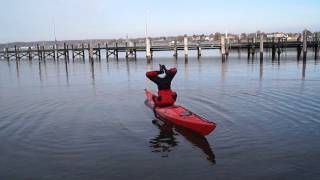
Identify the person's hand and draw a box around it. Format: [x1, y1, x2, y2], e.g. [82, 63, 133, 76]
[161, 65, 167, 72]
[159, 64, 164, 74]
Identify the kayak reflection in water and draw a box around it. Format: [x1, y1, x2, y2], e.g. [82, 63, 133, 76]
[150, 119, 216, 164]
[146, 64, 177, 117]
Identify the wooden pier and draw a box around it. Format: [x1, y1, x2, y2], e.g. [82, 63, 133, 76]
[1, 33, 319, 62]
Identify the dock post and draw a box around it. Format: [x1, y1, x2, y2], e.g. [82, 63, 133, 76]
[63, 43, 67, 61]
[260, 34, 264, 60]
[42, 46, 46, 61]
[89, 43, 93, 63]
[271, 37, 276, 60]
[277, 38, 281, 59]
[134, 42, 137, 60]
[66, 44, 70, 62]
[115, 42, 119, 60]
[221, 36, 226, 61]
[173, 40, 178, 58]
[14, 45, 19, 61]
[71, 45, 75, 62]
[82, 44, 85, 62]
[184, 34, 188, 60]
[247, 38, 251, 59]
[5, 48, 9, 61]
[105, 43, 109, 61]
[197, 43, 202, 58]
[315, 33, 318, 59]
[125, 42, 129, 59]
[297, 34, 302, 60]
[28, 47, 32, 61]
[251, 37, 255, 57]
[226, 37, 230, 57]
[37, 44, 41, 60]
[303, 30, 307, 61]
[53, 45, 56, 61]
[98, 43, 101, 61]
[146, 37, 152, 60]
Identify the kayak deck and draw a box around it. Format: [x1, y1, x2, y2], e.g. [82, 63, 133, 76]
[145, 89, 216, 136]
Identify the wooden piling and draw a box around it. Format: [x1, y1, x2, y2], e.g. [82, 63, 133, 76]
[66, 44, 70, 62]
[303, 30, 307, 61]
[251, 37, 255, 57]
[134, 42, 137, 60]
[146, 37, 151, 60]
[14, 45, 19, 61]
[173, 40, 178, 58]
[260, 34, 264, 60]
[71, 44, 75, 62]
[82, 44, 85, 61]
[63, 43, 67, 60]
[5, 48, 9, 61]
[42, 46, 46, 61]
[53, 45, 56, 61]
[88, 43, 93, 62]
[221, 36, 226, 61]
[315, 33, 318, 59]
[115, 42, 119, 60]
[184, 34, 188, 59]
[125, 42, 129, 59]
[247, 38, 251, 59]
[197, 43, 202, 58]
[277, 38, 281, 59]
[28, 47, 32, 61]
[271, 37, 276, 60]
[98, 43, 101, 61]
[106, 43, 109, 61]
[225, 37, 230, 56]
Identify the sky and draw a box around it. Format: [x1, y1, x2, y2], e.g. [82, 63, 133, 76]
[0, 0, 320, 43]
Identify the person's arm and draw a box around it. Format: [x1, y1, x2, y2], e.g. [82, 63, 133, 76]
[146, 70, 161, 84]
[164, 66, 177, 80]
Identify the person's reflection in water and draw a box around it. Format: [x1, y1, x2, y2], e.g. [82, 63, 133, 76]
[149, 120, 178, 157]
[150, 119, 216, 164]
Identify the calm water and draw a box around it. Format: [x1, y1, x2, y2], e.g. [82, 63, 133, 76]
[1, 50, 320, 180]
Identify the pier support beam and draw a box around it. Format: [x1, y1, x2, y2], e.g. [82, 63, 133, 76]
[260, 34, 264, 61]
[98, 43, 101, 61]
[82, 44, 85, 62]
[271, 37, 276, 60]
[71, 45, 75, 62]
[106, 43, 109, 61]
[247, 38, 250, 59]
[28, 47, 32, 61]
[251, 37, 256, 58]
[303, 30, 307, 61]
[89, 43, 93, 63]
[184, 34, 188, 60]
[315, 33, 319, 59]
[197, 43, 202, 58]
[221, 36, 226, 61]
[173, 40, 178, 58]
[146, 37, 152, 60]
[277, 38, 281, 60]
[5, 48, 9, 61]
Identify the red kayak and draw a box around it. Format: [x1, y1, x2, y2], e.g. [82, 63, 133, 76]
[145, 89, 216, 136]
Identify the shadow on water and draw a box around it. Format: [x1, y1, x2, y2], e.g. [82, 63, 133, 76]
[149, 119, 216, 164]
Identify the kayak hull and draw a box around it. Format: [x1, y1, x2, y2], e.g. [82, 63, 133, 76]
[145, 89, 216, 136]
